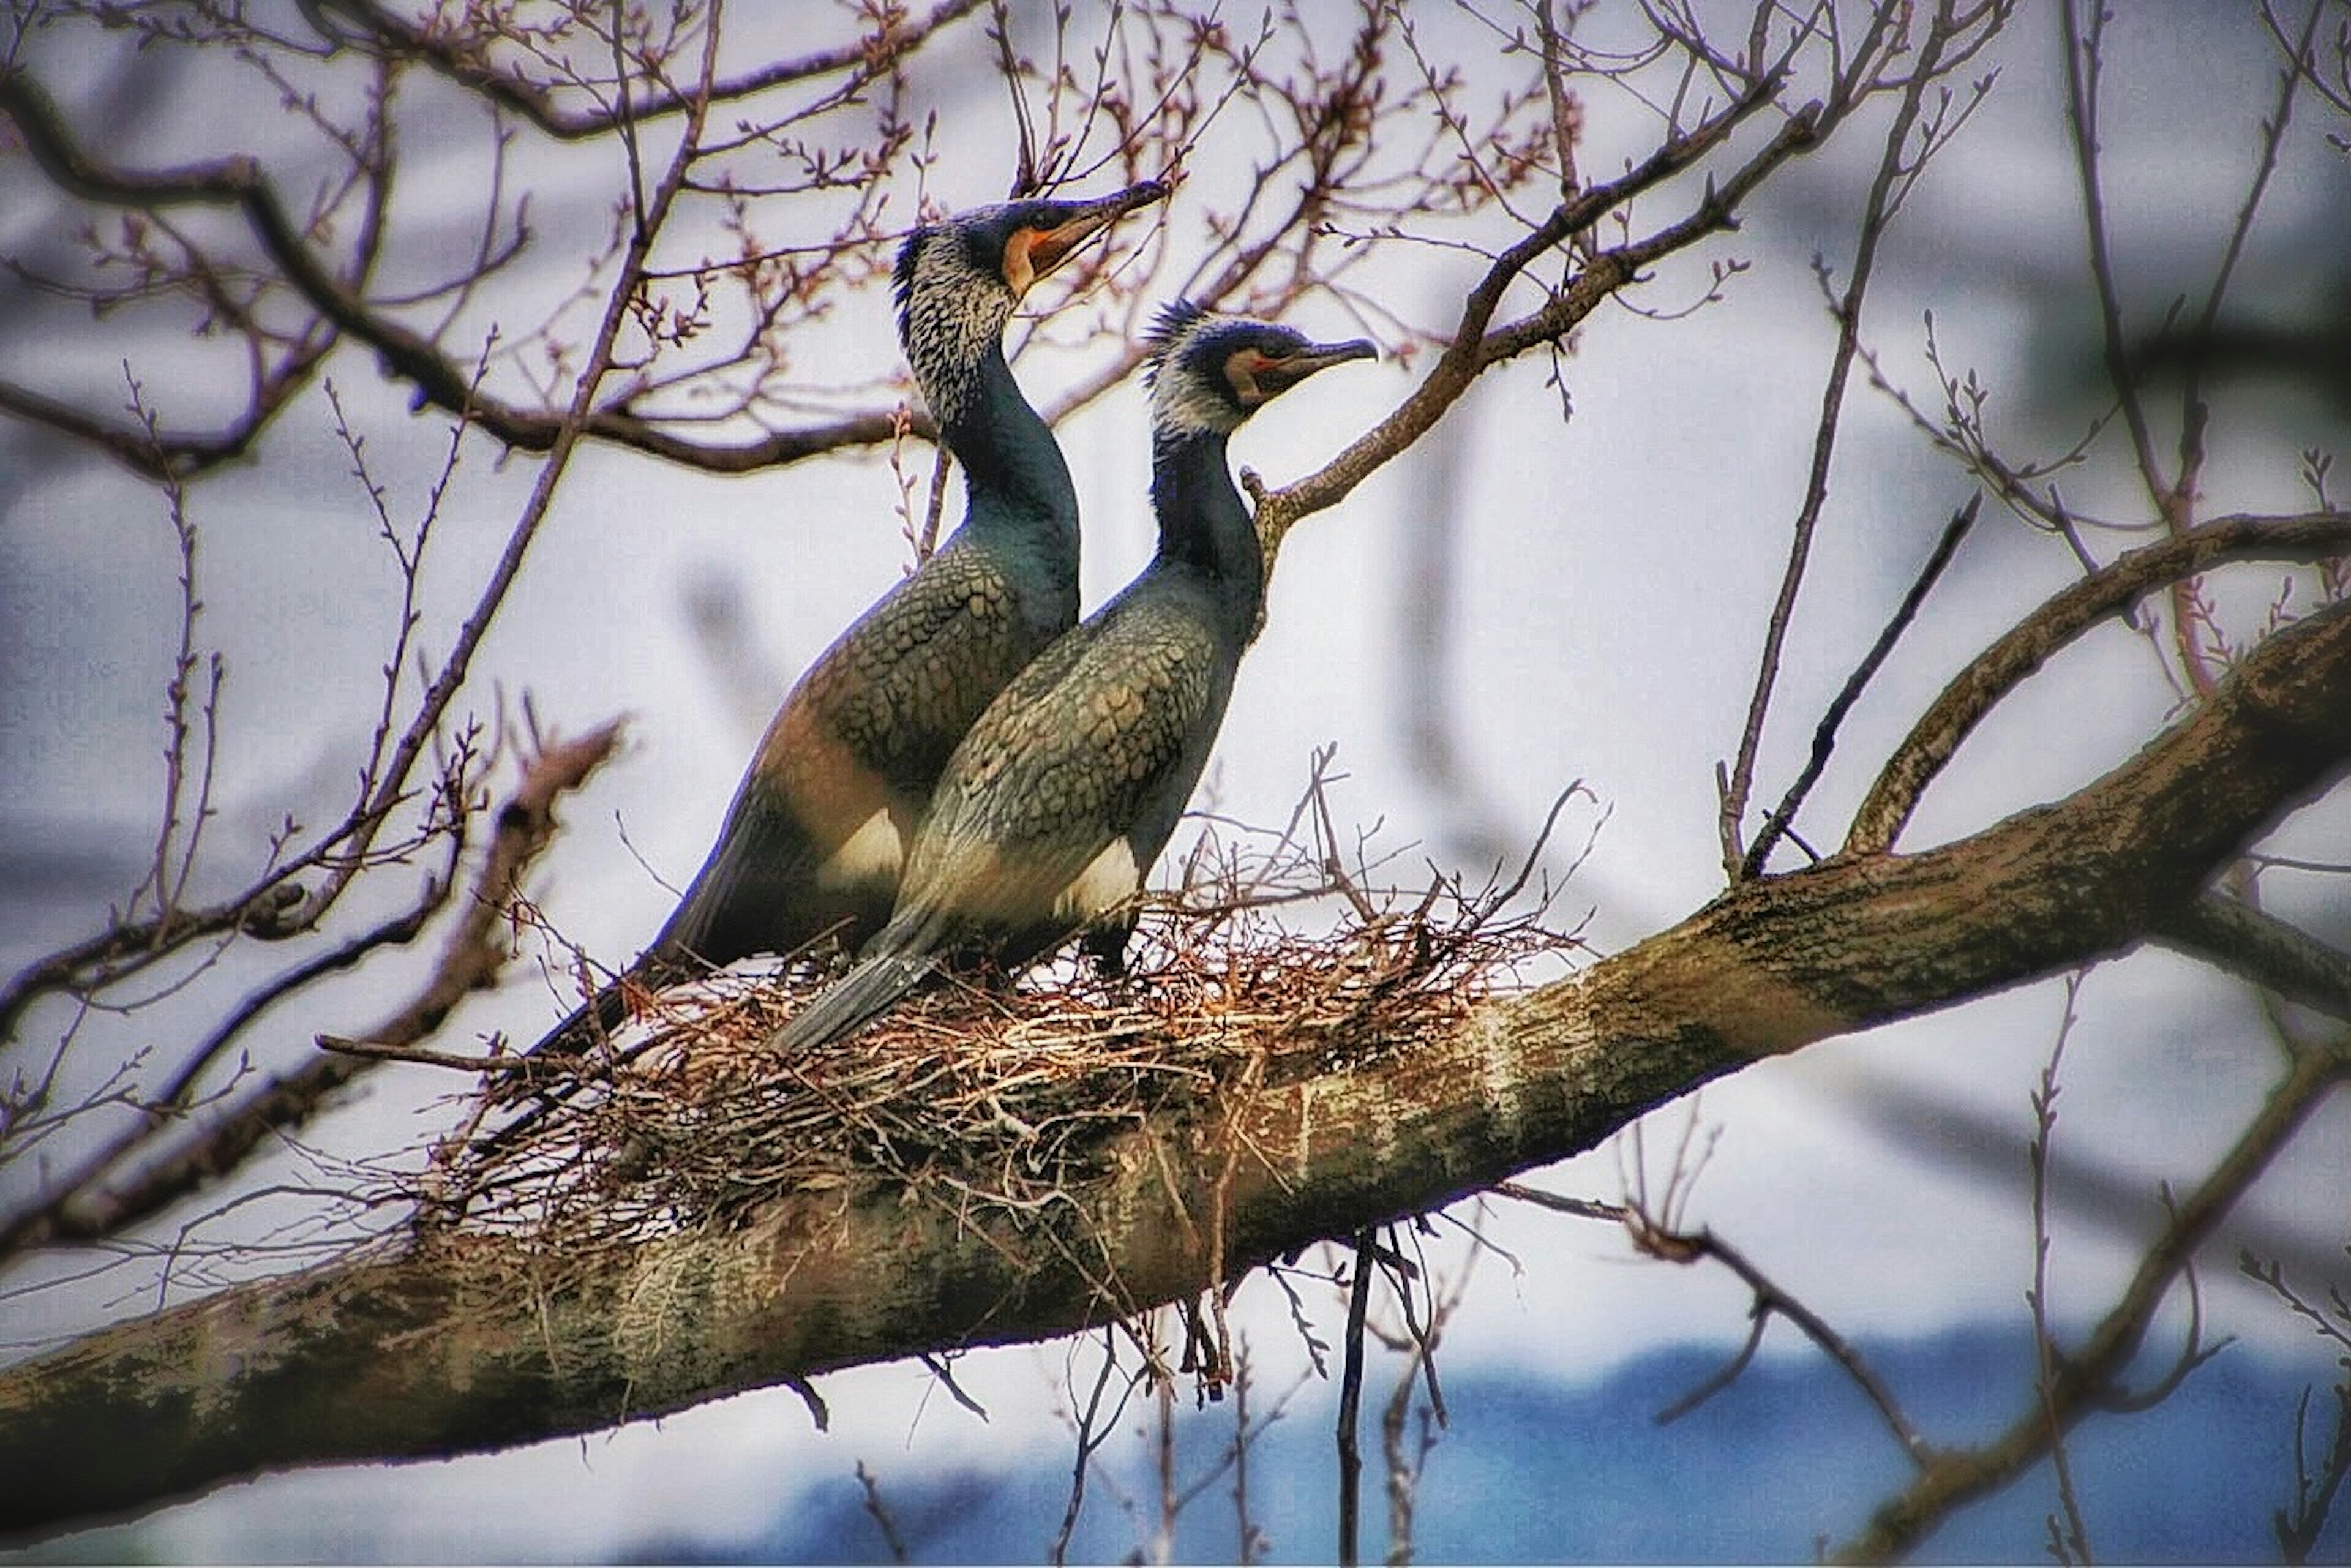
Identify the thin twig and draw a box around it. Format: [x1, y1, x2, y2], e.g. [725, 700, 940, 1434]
[855, 1460, 910, 1566]
[1638, 1219, 1935, 1469]
[1742, 497, 1978, 877]
[1721, 0, 1972, 879]
[1337, 1229, 1376, 1568]
[1834, 1040, 2350, 1562]
[1847, 512, 2351, 855]
[2028, 975, 2095, 1564]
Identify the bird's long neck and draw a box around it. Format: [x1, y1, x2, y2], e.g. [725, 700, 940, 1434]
[934, 342, 1078, 541]
[1149, 429, 1264, 642]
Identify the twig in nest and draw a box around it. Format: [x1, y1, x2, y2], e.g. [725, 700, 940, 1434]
[421, 792, 1589, 1309]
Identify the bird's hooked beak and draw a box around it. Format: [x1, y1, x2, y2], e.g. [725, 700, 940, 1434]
[1294, 337, 1379, 374]
[1262, 336, 1378, 394]
[1004, 179, 1170, 296]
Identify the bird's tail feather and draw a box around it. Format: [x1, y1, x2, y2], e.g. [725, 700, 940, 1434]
[770, 912, 948, 1052]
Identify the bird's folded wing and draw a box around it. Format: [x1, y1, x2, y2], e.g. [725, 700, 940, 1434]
[770, 539, 1027, 794]
[898, 603, 1218, 929]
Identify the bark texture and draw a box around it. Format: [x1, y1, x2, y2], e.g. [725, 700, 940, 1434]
[4, 596, 2348, 1537]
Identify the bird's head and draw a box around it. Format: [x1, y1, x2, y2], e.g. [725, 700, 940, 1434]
[894, 182, 1167, 367]
[1144, 301, 1378, 440]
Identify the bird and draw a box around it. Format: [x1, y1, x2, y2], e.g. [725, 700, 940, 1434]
[769, 301, 1376, 1052]
[523, 180, 1168, 1068]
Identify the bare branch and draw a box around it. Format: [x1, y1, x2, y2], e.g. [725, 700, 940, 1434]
[0, 69, 929, 472]
[1249, 86, 1819, 572]
[1337, 1229, 1376, 1567]
[1641, 1220, 1935, 1468]
[1834, 1040, 2348, 1562]
[316, 0, 988, 140]
[1721, 0, 1978, 880]
[2153, 895, 2351, 1022]
[0, 722, 619, 1254]
[1848, 512, 2351, 855]
[1741, 497, 1979, 877]
[4, 584, 2346, 1531]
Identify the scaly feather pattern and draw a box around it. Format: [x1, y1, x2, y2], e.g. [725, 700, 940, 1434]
[771, 306, 1374, 1052]
[519, 184, 1165, 1071]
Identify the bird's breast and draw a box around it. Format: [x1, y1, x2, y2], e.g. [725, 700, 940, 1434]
[1054, 838, 1142, 925]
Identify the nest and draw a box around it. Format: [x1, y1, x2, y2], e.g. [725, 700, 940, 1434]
[429, 795, 1593, 1256]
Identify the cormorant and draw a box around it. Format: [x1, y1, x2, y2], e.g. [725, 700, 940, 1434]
[528, 181, 1168, 1065]
[770, 302, 1376, 1052]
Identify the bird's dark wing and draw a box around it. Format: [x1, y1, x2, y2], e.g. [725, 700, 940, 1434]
[651, 538, 1046, 968]
[897, 586, 1223, 940]
[782, 536, 1043, 795]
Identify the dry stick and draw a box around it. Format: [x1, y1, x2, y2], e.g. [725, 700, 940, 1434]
[1833, 1040, 2350, 1563]
[1847, 511, 2351, 855]
[1719, 2, 1962, 881]
[2059, 0, 2219, 702]
[2262, 0, 2351, 116]
[1151, 1364, 1179, 1564]
[2058, 0, 2163, 493]
[1650, 1224, 1936, 1469]
[1, 724, 621, 1254]
[2027, 977, 2095, 1564]
[1337, 1230, 1376, 1568]
[1504, 1177, 1938, 1469]
[2274, 1382, 2351, 1563]
[609, 3, 650, 247]
[2156, 0, 2325, 713]
[321, 0, 988, 141]
[0, 373, 307, 481]
[1490, 1180, 1625, 1225]
[2175, 0, 2322, 503]
[1050, 1332, 1131, 1567]
[1741, 497, 1979, 877]
[853, 1460, 910, 1566]
[918, 1352, 989, 1422]
[1384, 1231, 1449, 1433]
[1379, 1331, 1432, 1568]
[315, 1038, 504, 1072]
[128, 402, 209, 931]
[1233, 1345, 1260, 1567]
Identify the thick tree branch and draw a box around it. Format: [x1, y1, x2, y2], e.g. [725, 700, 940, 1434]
[1847, 511, 2351, 854]
[3, 589, 2346, 1538]
[2153, 894, 2351, 1022]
